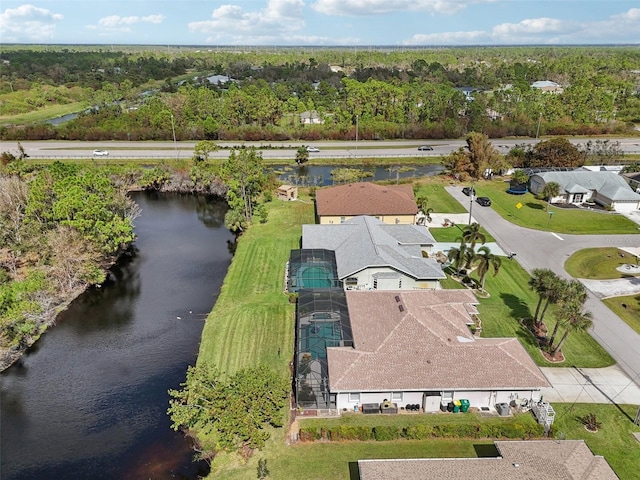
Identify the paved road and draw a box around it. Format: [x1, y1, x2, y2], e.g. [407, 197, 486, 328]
[445, 185, 640, 388]
[10, 137, 640, 161]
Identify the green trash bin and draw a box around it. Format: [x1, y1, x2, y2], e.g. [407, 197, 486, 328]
[453, 400, 461, 413]
[460, 399, 470, 413]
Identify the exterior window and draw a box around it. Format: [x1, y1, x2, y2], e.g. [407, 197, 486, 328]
[391, 392, 403, 402]
[346, 277, 358, 286]
[340, 216, 346, 223]
[373, 279, 378, 289]
[349, 393, 360, 403]
[574, 193, 583, 203]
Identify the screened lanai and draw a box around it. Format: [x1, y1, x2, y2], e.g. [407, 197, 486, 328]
[287, 249, 342, 293]
[295, 289, 353, 410]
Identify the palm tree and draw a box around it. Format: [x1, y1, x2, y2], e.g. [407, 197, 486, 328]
[528, 268, 558, 326]
[537, 275, 565, 330]
[460, 222, 486, 250]
[472, 246, 502, 290]
[548, 280, 587, 346]
[551, 308, 593, 356]
[447, 244, 470, 276]
[541, 181, 561, 212]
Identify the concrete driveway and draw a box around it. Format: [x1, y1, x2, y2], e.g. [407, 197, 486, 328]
[539, 365, 640, 404]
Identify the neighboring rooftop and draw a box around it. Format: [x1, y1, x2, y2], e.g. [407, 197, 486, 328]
[534, 171, 640, 201]
[315, 183, 418, 217]
[328, 290, 549, 393]
[302, 216, 444, 281]
[358, 440, 618, 480]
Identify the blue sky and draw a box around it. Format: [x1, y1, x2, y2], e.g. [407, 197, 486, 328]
[1, 1, 639, 46]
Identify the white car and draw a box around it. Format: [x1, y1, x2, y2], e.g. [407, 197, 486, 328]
[306, 146, 320, 153]
[93, 149, 109, 157]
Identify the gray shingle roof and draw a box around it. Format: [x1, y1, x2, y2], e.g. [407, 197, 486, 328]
[358, 440, 618, 480]
[536, 171, 640, 201]
[327, 290, 549, 392]
[302, 216, 444, 280]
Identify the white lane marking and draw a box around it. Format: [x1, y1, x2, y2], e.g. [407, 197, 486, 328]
[551, 232, 563, 241]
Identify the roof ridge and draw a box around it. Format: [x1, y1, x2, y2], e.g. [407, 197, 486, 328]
[496, 338, 549, 383]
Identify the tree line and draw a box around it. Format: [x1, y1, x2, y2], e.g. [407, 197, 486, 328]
[2, 46, 639, 141]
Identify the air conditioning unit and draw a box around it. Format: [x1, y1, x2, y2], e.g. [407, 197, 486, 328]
[496, 402, 510, 416]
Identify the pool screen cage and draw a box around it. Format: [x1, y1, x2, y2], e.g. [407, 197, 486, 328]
[287, 249, 342, 293]
[295, 288, 353, 410]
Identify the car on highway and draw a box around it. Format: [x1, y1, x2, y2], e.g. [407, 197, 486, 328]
[417, 145, 434, 151]
[93, 149, 109, 157]
[476, 196, 492, 207]
[306, 146, 320, 152]
[462, 186, 475, 196]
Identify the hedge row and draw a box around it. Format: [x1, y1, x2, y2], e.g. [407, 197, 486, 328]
[299, 421, 544, 442]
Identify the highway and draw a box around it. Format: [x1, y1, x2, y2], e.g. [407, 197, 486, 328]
[8, 137, 640, 161]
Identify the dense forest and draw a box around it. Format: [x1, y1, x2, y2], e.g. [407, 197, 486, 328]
[1, 46, 639, 141]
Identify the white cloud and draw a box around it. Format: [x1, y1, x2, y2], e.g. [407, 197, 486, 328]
[313, 0, 495, 16]
[405, 30, 489, 45]
[0, 4, 63, 42]
[189, 0, 305, 43]
[405, 8, 640, 45]
[98, 14, 164, 28]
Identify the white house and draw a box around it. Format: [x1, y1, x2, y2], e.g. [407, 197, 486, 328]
[302, 216, 444, 291]
[530, 170, 640, 212]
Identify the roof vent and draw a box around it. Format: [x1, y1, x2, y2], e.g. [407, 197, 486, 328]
[395, 295, 401, 303]
[398, 305, 404, 312]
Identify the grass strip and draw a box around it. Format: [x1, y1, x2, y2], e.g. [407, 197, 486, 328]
[565, 247, 639, 279]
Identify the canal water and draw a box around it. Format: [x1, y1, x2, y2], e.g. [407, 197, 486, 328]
[274, 163, 444, 186]
[0, 192, 235, 480]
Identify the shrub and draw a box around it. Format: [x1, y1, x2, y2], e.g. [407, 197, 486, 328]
[403, 424, 434, 440]
[298, 427, 320, 441]
[327, 425, 372, 441]
[373, 425, 402, 441]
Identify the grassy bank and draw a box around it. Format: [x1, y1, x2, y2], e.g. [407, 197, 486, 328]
[197, 196, 314, 376]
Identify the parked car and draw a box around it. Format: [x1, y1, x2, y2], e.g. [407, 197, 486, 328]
[93, 149, 109, 157]
[306, 146, 320, 152]
[417, 145, 433, 151]
[476, 196, 492, 207]
[462, 187, 475, 196]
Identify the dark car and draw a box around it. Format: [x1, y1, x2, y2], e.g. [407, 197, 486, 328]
[462, 187, 475, 196]
[476, 196, 491, 207]
[417, 145, 434, 151]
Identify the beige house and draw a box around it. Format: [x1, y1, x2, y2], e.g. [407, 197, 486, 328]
[326, 290, 548, 412]
[315, 183, 418, 225]
[358, 440, 618, 480]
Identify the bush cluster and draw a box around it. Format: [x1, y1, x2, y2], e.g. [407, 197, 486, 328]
[299, 419, 543, 442]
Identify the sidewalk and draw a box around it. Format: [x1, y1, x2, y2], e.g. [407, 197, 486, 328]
[539, 365, 640, 404]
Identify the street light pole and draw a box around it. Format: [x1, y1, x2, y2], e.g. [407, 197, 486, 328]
[355, 114, 359, 157]
[171, 114, 177, 159]
[535, 112, 542, 140]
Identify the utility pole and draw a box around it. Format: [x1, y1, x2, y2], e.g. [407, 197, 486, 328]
[468, 185, 474, 225]
[536, 112, 542, 140]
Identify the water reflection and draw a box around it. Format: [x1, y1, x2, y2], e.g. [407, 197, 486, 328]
[1, 192, 234, 480]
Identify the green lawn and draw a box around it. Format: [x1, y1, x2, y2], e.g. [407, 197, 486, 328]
[565, 247, 640, 279]
[472, 180, 640, 234]
[211, 405, 640, 480]
[603, 295, 640, 335]
[551, 403, 640, 479]
[478, 259, 614, 368]
[414, 177, 468, 214]
[197, 194, 314, 377]
[429, 226, 496, 243]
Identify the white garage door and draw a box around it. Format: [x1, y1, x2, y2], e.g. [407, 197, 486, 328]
[614, 202, 640, 213]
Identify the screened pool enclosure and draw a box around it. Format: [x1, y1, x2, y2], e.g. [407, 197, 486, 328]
[295, 289, 353, 410]
[287, 249, 342, 293]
